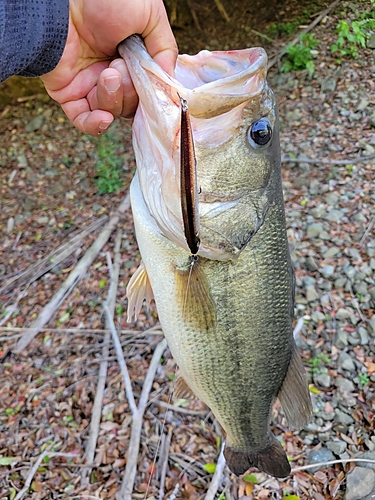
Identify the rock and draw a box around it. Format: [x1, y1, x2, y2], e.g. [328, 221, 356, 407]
[307, 222, 324, 238]
[315, 373, 331, 388]
[368, 33, 375, 49]
[333, 328, 349, 349]
[356, 98, 370, 111]
[321, 77, 337, 92]
[92, 204, 103, 212]
[368, 316, 375, 337]
[319, 230, 331, 240]
[323, 247, 340, 259]
[339, 352, 355, 371]
[326, 440, 347, 455]
[312, 311, 326, 323]
[306, 256, 319, 271]
[336, 308, 352, 321]
[7, 217, 14, 233]
[325, 193, 339, 205]
[37, 216, 49, 225]
[358, 327, 369, 345]
[370, 258, 375, 270]
[356, 451, 375, 469]
[17, 153, 28, 168]
[306, 287, 319, 302]
[307, 448, 335, 473]
[353, 212, 367, 223]
[345, 467, 375, 500]
[334, 409, 354, 425]
[25, 115, 45, 132]
[325, 209, 344, 222]
[336, 377, 355, 393]
[334, 277, 347, 289]
[311, 206, 326, 218]
[320, 265, 335, 278]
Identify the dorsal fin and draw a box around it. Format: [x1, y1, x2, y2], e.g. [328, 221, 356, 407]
[126, 261, 154, 322]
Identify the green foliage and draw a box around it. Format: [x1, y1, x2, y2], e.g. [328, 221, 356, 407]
[267, 21, 300, 38]
[331, 6, 375, 59]
[203, 463, 216, 473]
[358, 373, 369, 386]
[243, 473, 259, 483]
[308, 353, 330, 375]
[281, 34, 318, 76]
[92, 134, 125, 194]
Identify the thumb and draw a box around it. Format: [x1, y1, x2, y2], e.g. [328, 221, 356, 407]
[142, 2, 178, 75]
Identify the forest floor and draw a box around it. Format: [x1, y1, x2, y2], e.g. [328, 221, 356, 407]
[0, 0, 374, 499]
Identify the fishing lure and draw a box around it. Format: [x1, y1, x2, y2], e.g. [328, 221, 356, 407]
[179, 96, 200, 256]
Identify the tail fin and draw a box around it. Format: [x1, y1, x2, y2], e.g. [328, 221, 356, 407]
[224, 436, 291, 478]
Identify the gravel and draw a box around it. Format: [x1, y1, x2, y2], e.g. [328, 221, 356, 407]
[345, 468, 375, 500]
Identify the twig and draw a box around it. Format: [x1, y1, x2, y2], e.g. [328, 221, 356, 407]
[281, 152, 375, 165]
[251, 29, 274, 43]
[103, 302, 137, 415]
[81, 231, 122, 486]
[186, 0, 202, 31]
[158, 427, 173, 500]
[156, 400, 206, 417]
[204, 445, 226, 500]
[267, 0, 341, 69]
[293, 317, 305, 339]
[0, 324, 162, 337]
[14, 451, 79, 500]
[169, 483, 180, 500]
[0, 216, 106, 298]
[14, 193, 130, 352]
[116, 338, 168, 500]
[360, 215, 375, 245]
[291, 458, 375, 473]
[213, 0, 230, 22]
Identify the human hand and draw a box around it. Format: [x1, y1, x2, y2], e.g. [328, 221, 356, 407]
[40, 0, 177, 135]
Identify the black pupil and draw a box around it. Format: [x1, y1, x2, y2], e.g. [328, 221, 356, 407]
[250, 120, 272, 146]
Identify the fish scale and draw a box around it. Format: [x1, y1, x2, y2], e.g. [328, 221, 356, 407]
[121, 35, 312, 478]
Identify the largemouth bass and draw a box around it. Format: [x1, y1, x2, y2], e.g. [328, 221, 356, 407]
[119, 36, 312, 478]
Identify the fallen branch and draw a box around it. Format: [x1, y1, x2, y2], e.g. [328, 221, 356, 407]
[0, 216, 106, 299]
[169, 483, 180, 500]
[14, 451, 79, 500]
[0, 324, 162, 338]
[158, 427, 173, 500]
[14, 193, 130, 352]
[213, 0, 230, 22]
[104, 303, 168, 500]
[267, 0, 341, 69]
[291, 457, 375, 473]
[360, 215, 375, 246]
[186, 0, 201, 31]
[204, 444, 226, 500]
[281, 152, 375, 165]
[156, 400, 206, 417]
[81, 231, 123, 486]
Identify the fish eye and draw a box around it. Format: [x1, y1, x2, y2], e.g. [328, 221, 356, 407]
[247, 118, 272, 148]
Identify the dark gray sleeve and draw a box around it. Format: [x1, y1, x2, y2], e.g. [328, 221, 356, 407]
[0, 0, 69, 82]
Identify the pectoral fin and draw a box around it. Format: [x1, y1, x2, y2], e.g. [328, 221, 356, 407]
[175, 257, 216, 333]
[174, 373, 198, 400]
[277, 340, 312, 430]
[126, 261, 154, 322]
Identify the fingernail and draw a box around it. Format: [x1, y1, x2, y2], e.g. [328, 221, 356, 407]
[104, 75, 121, 93]
[98, 121, 112, 134]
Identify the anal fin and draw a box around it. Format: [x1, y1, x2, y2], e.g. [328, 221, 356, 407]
[277, 339, 312, 430]
[126, 261, 154, 322]
[174, 372, 198, 400]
